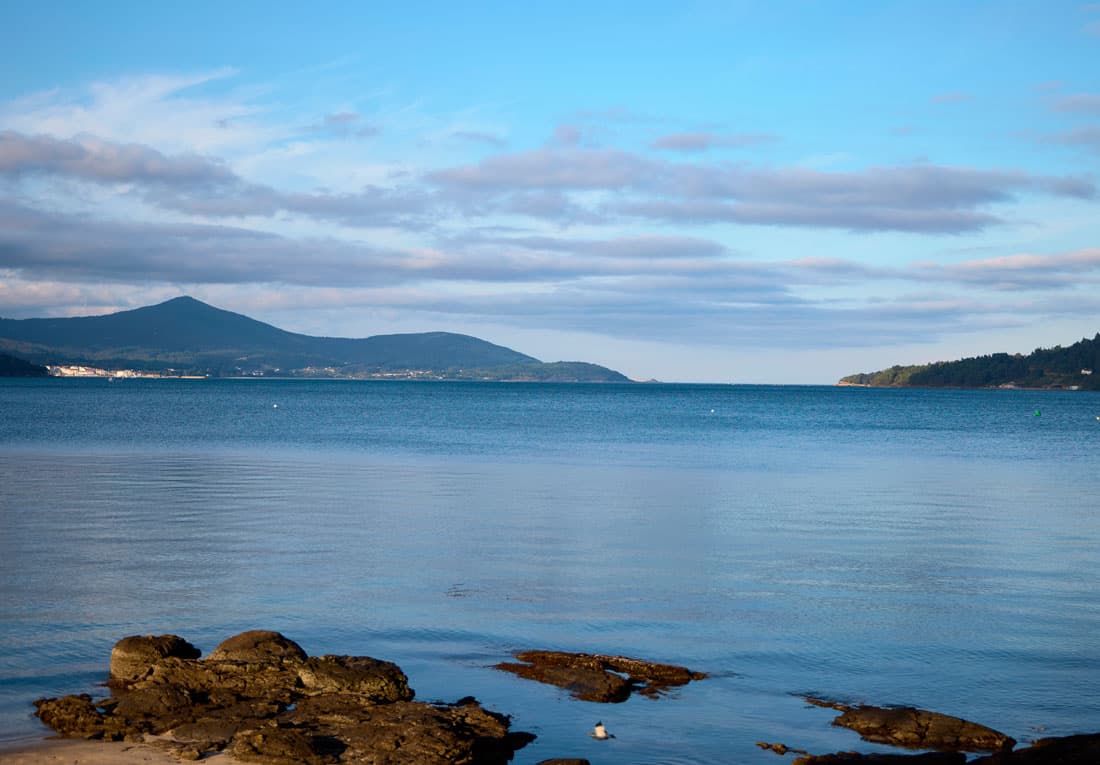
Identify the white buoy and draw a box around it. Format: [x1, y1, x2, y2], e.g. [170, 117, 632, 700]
[590, 721, 613, 740]
[273, 404, 278, 408]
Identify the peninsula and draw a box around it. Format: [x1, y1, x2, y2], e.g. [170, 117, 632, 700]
[840, 333, 1100, 390]
[0, 297, 628, 382]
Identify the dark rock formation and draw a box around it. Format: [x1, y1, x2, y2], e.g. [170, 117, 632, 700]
[757, 741, 810, 756]
[805, 698, 1015, 752]
[35, 631, 533, 765]
[792, 753, 966, 764]
[970, 732, 1100, 763]
[792, 736, 1100, 765]
[109, 634, 201, 684]
[494, 650, 705, 703]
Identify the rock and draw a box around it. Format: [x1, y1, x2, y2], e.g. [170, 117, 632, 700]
[206, 630, 308, 663]
[108, 685, 197, 730]
[792, 753, 966, 764]
[969, 732, 1100, 763]
[806, 698, 1015, 752]
[496, 661, 633, 703]
[495, 649, 705, 702]
[34, 630, 533, 764]
[298, 654, 413, 702]
[109, 634, 201, 684]
[230, 724, 344, 765]
[757, 741, 810, 756]
[33, 694, 122, 741]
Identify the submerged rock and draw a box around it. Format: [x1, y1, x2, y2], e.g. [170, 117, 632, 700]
[495, 649, 705, 702]
[35, 630, 533, 764]
[805, 697, 1016, 753]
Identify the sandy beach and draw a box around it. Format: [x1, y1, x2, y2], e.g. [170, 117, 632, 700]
[0, 739, 237, 764]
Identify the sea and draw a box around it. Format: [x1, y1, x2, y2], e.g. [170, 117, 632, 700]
[1, 378, 1099, 764]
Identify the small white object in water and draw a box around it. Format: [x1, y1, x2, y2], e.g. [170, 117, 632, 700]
[273, 404, 278, 408]
[590, 721, 614, 740]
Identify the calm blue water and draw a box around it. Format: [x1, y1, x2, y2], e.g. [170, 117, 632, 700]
[2, 378, 1099, 764]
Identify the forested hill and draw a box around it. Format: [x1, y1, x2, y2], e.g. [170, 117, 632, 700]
[840, 333, 1100, 390]
[0, 352, 49, 377]
[0, 297, 629, 382]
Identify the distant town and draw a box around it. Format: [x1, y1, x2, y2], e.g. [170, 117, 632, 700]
[47, 365, 207, 379]
[45, 364, 467, 380]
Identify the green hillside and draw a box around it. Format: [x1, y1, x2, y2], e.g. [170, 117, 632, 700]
[0, 297, 628, 382]
[841, 334, 1100, 390]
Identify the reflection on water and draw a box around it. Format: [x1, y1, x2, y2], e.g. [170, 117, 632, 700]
[2, 380, 1100, 763]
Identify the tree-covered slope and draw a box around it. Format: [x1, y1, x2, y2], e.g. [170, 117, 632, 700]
[840, 333, 1100, 390]
[0, 352, 49, 377]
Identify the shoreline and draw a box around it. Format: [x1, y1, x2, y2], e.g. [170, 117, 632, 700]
[0, 737, 237, 764]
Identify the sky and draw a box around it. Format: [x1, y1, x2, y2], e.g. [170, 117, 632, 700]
[1, 1, 1099, 383]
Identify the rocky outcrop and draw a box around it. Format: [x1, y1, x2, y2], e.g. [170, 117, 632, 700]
[494, 650, 705, 702]
[787, 734, 1100, 765]
[35, 631, 533, 765]
[805, 698, 1016, 752]
[970, 732, 1100, 763]
[792, 753, 966, 764]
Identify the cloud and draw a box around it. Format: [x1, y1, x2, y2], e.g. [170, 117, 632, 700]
[920, 248, 1100, 290]
[0, 199, 417, 287]
[445, 232, 730, 260]
[310, 111, 380, 139]
[550, 124, 583, 147]
[449, 130, 507, 148]
[931, 92, 974, 104]
[617, 164, 1091, 233]
[0, 130, 234, 186]
[649, 132, 778, 152]
[1049, 92, 1100, 114]
[0, 70, 267, 155]
[0, 130, 431, 228]
[1044, 125, 1100, 153]
[429, 145, 1094, 232]
[428, 146, 658, 191]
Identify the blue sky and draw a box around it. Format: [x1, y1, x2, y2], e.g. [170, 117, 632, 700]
[2, 1, 1099, 382]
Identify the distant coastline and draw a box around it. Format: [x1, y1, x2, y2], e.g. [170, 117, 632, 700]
[0, 296, 629, 383]
[838, 333, 1100, 391]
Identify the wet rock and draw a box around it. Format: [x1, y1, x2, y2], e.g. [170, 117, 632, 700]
[806, 698, 1015, 752]
[34, 630, 532, 764]
[108, 685, 197, 730]
[230, 724, 345, 765]
[757, 741, 810, 756]
[969, 732, 1100, 763]
[792, 753, 966, 764]
[167, 717, 246, 752]
[207, 630, 308, 664]
[109, 634, 201, 685]
[33, 694, 124, 741]
[497, 660, 633, 703]
[495, 649, 705, 702]
[298, 654, 413, 702]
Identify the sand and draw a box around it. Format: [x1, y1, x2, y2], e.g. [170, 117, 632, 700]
[0, 738, 238, 764]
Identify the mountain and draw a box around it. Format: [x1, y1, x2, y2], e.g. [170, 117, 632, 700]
[0, 296, 630, 382]
[839, 333, 1100, 390]
[0, 352, 49, 377]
